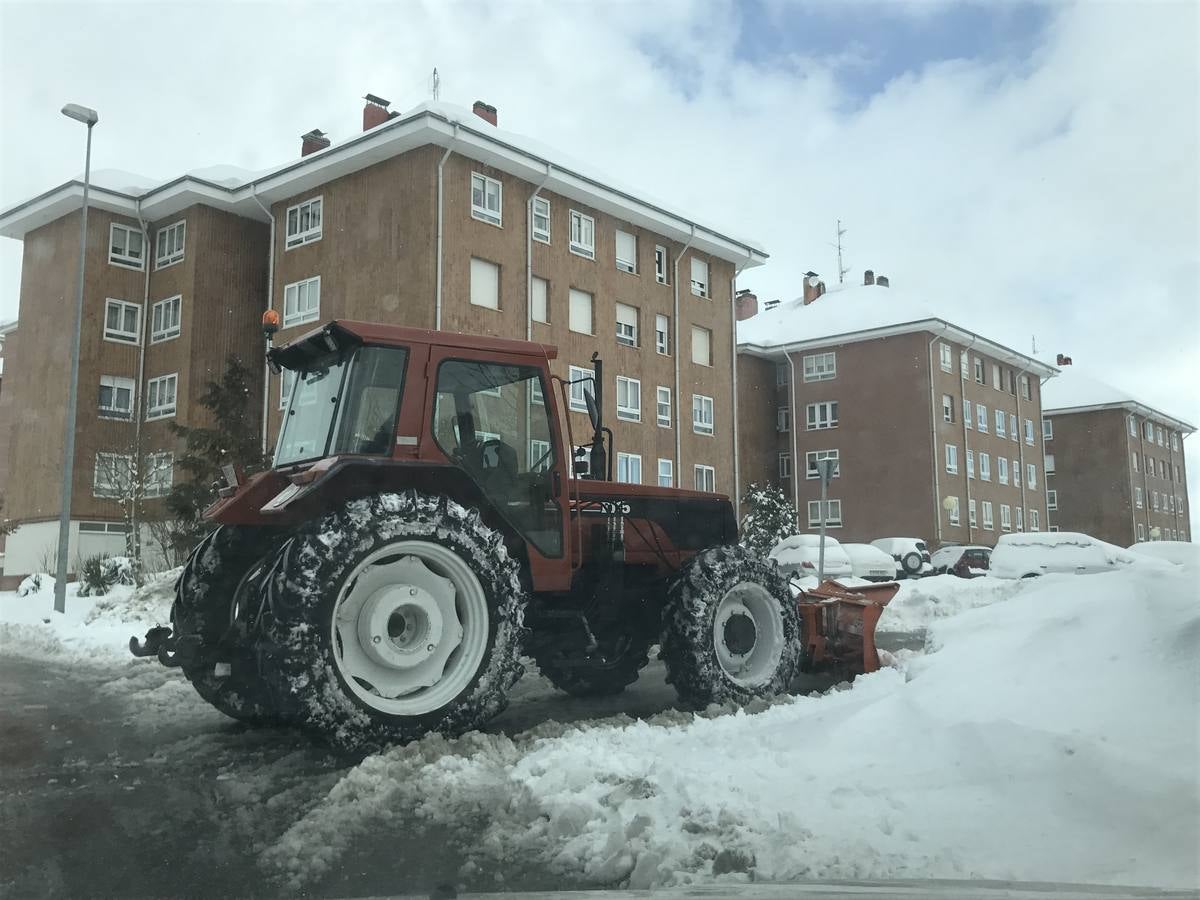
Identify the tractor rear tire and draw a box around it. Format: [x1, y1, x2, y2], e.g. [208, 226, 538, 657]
[173, 526, 285, 725]
[661, 546, 801, 709]
[263, 491, 526, 750]
[533, 637, 652, 698]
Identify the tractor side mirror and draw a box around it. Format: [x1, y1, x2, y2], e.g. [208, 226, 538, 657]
[584, 389, 600, 432]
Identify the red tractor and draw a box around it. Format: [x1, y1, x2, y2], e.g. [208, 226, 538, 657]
[131, 320, 879, 748]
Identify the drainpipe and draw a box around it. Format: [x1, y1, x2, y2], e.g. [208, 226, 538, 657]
[1014, 362, 1031, 528]
[130, 201, 151, 584]
[526, 164, 551, 341]
[960, 336, 978, 540]
[672, 227, 696, 479]
[250, 185, 275, 458]
[435, 123, 460, 331]
[787, 351, 799, 529]
[927, 326, 951, 546]
[730, 251, 752, 515]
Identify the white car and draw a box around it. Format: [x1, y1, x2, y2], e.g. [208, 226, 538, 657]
[990, 531, 1166, 579]
[769, 534, 854, 580]
[1128, 541, 1200, 570]
[870, 537, 934, 578]
[840, 543, 897, 581]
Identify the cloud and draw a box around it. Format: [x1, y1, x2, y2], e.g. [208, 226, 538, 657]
[1, 0, 1196, 531]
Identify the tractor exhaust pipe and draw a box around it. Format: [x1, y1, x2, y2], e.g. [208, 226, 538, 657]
[587, 352, 610, 481]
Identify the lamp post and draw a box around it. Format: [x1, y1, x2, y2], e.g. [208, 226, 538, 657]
[53, 103, 98, 614]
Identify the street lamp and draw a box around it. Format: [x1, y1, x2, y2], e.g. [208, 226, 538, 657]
[53, 102, 98, 614]
[814, 457, 838, 581]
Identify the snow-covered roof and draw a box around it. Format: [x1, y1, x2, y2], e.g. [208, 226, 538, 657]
[1042, 368, 1196, 433]
[737, 282, 1056, 377]
[0, 102, 766, 268]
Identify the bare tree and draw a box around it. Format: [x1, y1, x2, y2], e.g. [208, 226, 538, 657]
[92, 447, 176, 585]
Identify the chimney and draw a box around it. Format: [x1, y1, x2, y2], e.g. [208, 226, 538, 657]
[472, 100, 498, 127]
[864, 269, 875, 286]
[876, 275, 889, 287]
[301, 129, 330, 157]
[1056, 353, 1073, 366]
[802, 271, 826, 305]
[735, 290, 758, 321]
[363, 94, 392, 131]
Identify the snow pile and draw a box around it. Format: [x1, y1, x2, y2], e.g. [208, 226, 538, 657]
[878, 574, 1023, 632]
[265, 566, 1199, 891]
[989, 531, 1171, 579]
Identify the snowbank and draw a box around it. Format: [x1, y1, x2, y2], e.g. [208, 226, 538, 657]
[0, 569, 177, 662]
[264, 566, 1199, 891]
[878, 574, 1022, 632]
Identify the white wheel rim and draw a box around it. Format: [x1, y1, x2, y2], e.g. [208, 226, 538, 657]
[713, 582, 785, 687]
[331, 540, 490, 716]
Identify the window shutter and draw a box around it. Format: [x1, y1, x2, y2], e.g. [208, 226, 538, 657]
[690, 258, 707, 285]
[569, 289, 593, 334]
[531, 277, 548, 322]
[691, 326, 710, 365]
[470, 258, 500, 309]
[615, 230, 636, 270]
[616, 303, 637, 328]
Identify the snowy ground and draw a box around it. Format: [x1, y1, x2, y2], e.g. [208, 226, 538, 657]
[1, 568, 1197, 897]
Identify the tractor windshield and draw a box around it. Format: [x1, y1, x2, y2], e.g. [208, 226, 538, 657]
[274, 345, 408, 467]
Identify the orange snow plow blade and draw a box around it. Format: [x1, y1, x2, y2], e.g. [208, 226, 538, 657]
[796, 580, 900, 678]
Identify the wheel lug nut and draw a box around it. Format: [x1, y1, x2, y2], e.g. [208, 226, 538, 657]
[427, 643, 435, 652]
[410, 588, 417, 596]
[373, 636, 382, 644]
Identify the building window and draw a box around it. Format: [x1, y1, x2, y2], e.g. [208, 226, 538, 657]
[568, 288, 593, 334]
[279, 368, 297, 409]
[1152, 491, 1159, 511]
[939, 343, 953, 371]
[155, 220, 186, 269]
[692, 394, 714, 435]
[1013, 458, 1021, 487]
[691, 325, 712, 366]
[1128, 416, 1137, 437]
[616, 452, 642, 484]
[805, 449, 840, 479]
[1135, 486, 1143, 508]
[469, 258, 500, 310]
[1000, 504, 1012, 531]
[655, 245, 669, 284]
[658, 458, 673, 487]
[616, 376, 641, 422]
[776, 362, 790, 387]
[959, 350, 969, 379]
[568, 365, 594, 413]
[980, 452, 991, 482]
[1047, 489, 1058, 510]
[1145, 452, 1153, 474]
[1156, 426, 1164, 446]
[1010, 414, 1018, 442]
[657, 386, 671, 428]
[969, 498, 977, 527]
[991, 364, 1001, 390]
[144, 451, 174, 498]
[694, 464, 716, 492]
[1171, 433, 1179, 451]
[982, 501, 994, 530]
[285, 196, 323, 248]
[803, 352, 836, 382]
[1044, 453, 1056, 474]
[98, 375, 134, 420]
[471, 173, 502, 226]
[108, 223, 144, 269]
[654, 314, 670, 355]
[615, 302, 638, 347]
[998, 457, 1009, 485]
[1015, 506, 1024, 531]
[531, 277, 549, 323]
[964, 399, 973, 429]
[1027, 464, 1037, 489]
[807, 401, 839, 430]
[973, 358, 984, 384]
[615, 229, 637, 274]
[690, 257, 709, 298]
[947, 496, 960, 526]
[103, 299, 141, 344]
[1022, 418, 1032, 445]
[146, 374, 178, 420]
[280, 278, 322, 330]
[779, 452, 792, 479]
[807, 499, 842, 527]
[1042, 418, 1053, 441]
[946, 443, 959, 474]
[1137, 523, 1145, 540]
[93, 452, 133, 499]
[966, 449, 975, 479]
[150, 295, 182, 343]
[1019, 375, 1031, 400]
[1144, 420, 1154, 441]
[1027, 509, 1038, 532]
[569, 210, 595, 259]
[777, 406, 791, 433]
[976, 404, 988, 432]
[1132, 453, 1139, 472]
[942, 394, 954, 423]
[532, 197, 550, 243]
[995, 409, 1006, 437]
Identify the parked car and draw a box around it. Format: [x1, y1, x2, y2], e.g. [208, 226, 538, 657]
[990, 531, 1165, 579]
[930, 544, 992, 578]
[1128, 541, 1200, 570]
[840, 543, 898, 581]
[770, 534, 854, 580]
[870, 537, 934, 578]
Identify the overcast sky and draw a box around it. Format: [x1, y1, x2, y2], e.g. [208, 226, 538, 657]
[1, 0, 1197, 530]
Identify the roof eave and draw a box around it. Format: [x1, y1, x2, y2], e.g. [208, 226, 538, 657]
[1043, 400, 1196, 433]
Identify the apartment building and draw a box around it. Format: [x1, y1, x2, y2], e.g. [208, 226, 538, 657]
[0, 320, 14, 569]
[1042, 366, 1192, 545]
[0, 96, 765, 583]
[736, 273, 1057, 550]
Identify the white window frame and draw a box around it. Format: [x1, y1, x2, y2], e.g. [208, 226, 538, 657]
[1132, 453, 1139, 472]
[279, 369, 297, 409]
[656, 386, 671, 428]
[471, 173, 502, 226]
[1000, 504, 1012, 531]
[976, 403, 988, 432]
[1030, 509, 1040, 532]
[615, 229, 637, 274]
[615, 302, 638, 347]
[1027, 464, 1038, 489]
[992, 364, 1001, 390]
[144, 451, 175, 498]
[942, 394, 954, 423]
[980, 452, 991, 482]
[803, 352, 836, 382]
[807, 499, 843, 528]
[776, 363, 789, 387]
[964, 399, 973, 429]
[1135, 486, 1144, 508]
[1128, 416, 1137, 437]
[690, 257, 709, 298]
[283, 276, 321, 327]
[1137, 523, 1145, 540]
[285, 196, 323, 249]
[1019, 375, 1031, 400]
[655, 314, 670, 355]
[103, 299, 141, 345]
[1047, 489, 1058, 510]
[777, 406, 791, 433]
[1024, 419, 1034, 445]
[93, 452, 133, 499]
[531, 276, 549, 324]
[692, 394, 714, 436]
[995, 409, 1006, 436]
[616, 376, 641, 422]
[155, 220, 186, 269]
[1042, 418, 1053, 441]
[974, 358, 985, 384]
[568, 288, 593, 335]
[98, 375, 135, 420]
[1010, 414, 1018, 442]
[969, 498, 977, 527]
[939, 343, 953, 371]
[779, 451, 792, 479]
[694, 464, 716, 492]
[967, 449, 975, 479]
[1013, 459, 1021, 487]
[691, 325, 712, 367]
[145, 373, 178, 421]
[654, 245, 669, 284]
[470, 257, 501, 310]
[657, 458, 673, 487]
[150, 295, 182, 343]
[1015, 506, 1024, 531]
[806, 401, 839, 430]
[960, 350, 969, 379]
[568, 365, 595, 414]
[616, 452, 642, 484]
[532, 196, 551, 243]
[982, 501, 994, 530]
[569, 210, 595, 259]
[806, 449, 840, 480]
[945, 443, 958, 474]
[108, 222, 145, 270]
[998, 456, 1009, 485]
[947, 496, 960, 526]
[1045, 453, 1056, 475]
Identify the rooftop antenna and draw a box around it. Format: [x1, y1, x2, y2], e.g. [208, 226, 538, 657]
[835, 219, 849, 284]
[431, 67, 440, 101]
[1032, 334, 1038, 356]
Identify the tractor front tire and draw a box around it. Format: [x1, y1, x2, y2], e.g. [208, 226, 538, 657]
[264, 491, 526, 750]
[661, 546, 801, 709]
[173, 526, 285, 725]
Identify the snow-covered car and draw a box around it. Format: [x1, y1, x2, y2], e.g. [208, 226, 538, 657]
[1128, 541, 1200, 570]
[840, 543, 897, 581]
[870, 537, 934, 578]
[930, 544, 992, 578]
[769, 534, 854, 580]
[990, 531, 1166, 579]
